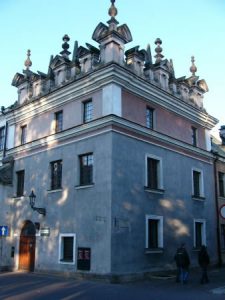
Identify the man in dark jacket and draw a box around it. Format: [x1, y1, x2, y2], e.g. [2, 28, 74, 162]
[174, 243, 190, 284]
[198, 245, 210, 284]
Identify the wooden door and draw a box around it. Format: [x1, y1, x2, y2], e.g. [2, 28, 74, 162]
[18, 221, 36, 272]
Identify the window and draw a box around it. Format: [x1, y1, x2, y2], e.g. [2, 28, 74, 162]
[219, 172, 225, 197]
[221, 224, 225, 249]
[194, 219, 206, 249]
[146, 215, 163, 250]
[79, 153, 93, 186]
[191, 126, 197, 146]
[146, 107, 154, 129]
[146, 155, 163, 190]
[55, 111, 63, 133]
[83, 100, 93, 123]
[16, 170, 25, 197]
[50, 160, 62, 190]
[59, 233, 76, 264]
[0, 126, 5, 150]
[21, 125, 27, 145]
[192, 168, 204, 198]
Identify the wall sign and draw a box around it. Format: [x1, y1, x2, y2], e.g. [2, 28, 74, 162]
[220, 205, 225, 220]
[40, 227, 50, 236]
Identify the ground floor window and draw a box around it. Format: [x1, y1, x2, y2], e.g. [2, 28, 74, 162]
[58, 233, 76, 264]
[193, 219, 206, 249]
[145, 215, 163, 249]
[221, 224, 225, 249]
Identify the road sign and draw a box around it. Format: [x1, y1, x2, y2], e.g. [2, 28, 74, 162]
[220, 205, 225, 220]
[0, 226, 9, 236]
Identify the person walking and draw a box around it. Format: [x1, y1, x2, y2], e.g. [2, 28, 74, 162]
[174, 243, 190, 284]
[198, 245, 210, 284]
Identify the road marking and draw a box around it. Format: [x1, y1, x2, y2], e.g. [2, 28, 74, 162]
[211, 286, 225, 295]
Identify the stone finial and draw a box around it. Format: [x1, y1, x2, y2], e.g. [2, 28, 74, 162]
[154, 38, 164, 63]
[190, 56, 197, 76]
[24, 49, 32, 70]
[60, 34, 71, 58]
[108, 0, 118, 18]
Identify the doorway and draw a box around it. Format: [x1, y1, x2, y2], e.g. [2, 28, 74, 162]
[18, 220, 36, 271]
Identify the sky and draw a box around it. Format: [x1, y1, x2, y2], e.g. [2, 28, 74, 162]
[0, 0, 224, 136]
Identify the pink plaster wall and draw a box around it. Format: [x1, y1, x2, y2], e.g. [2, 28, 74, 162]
[14, 90, 102, 146]
[122, 89, 207, 150]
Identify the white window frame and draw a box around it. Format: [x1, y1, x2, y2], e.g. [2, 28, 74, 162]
[145, 215, 164, 249]
[58, 233, 76, 265]
[191, 167, 204, 198]
[193, 219, 206, 248]
[145, 154, 163, 190]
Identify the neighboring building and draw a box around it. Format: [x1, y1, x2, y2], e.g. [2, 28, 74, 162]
[212, 126, 225, 266]
[0, 1, 219, 279]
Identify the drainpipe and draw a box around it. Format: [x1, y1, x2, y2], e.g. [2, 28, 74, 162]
[213, 154, 222, 267]
[3, 121, 8, 158]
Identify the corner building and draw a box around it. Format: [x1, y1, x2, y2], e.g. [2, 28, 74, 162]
[0, 1, 219, 279]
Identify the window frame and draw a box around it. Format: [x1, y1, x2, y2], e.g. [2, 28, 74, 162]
[16, 170, 25, 197]
[146, 106, 154, 130]
[191, 126, 198, 147]
[58, 233, 76, 265]
[83, 100, 93, 123]
[145, 154, 163, 191]
[50, 160, 62, 190]
[221, 224, 225, 249]
[193, 219, 206, 249]
[79, 153, 94, 186]
[192, 168, 204, 199]
[0, 126, 5, 151]
[219, 172, 225, 198]
[20, 125, 27, 145]
[55, 110, 63, 133]
[145, 215, 164, 251]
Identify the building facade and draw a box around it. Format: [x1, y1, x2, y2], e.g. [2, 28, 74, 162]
[0, 1, 219, 279]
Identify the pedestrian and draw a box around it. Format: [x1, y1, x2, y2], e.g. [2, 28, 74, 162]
[174, 243, 190, 284]
[198, 245, 210, 284]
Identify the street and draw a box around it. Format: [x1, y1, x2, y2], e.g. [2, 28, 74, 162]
[0, 268, 225, 300]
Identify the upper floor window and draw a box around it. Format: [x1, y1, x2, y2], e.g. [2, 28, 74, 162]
[146, 107, 154, 130]
[191, 126, 198, 146]
[192, 168, 204, 199]
[79, 153, 93, 186]
[146, 215, 163, 250]
[194, 219, 206, 249]
[16, 170, 25, 197]
[219, 172, 225, 197]
[0, 126, 5, 150]
[146, 155, 163, 191]
[21, 125, 27, 145]
[83, 100, 93, 123]
[50, 160, 62, 190]
[55, 111, 63, 133]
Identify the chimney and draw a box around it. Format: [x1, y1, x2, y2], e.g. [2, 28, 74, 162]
[219, 125, 225, 145]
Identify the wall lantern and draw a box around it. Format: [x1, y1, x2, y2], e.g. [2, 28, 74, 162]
[29, 190, 46, 216]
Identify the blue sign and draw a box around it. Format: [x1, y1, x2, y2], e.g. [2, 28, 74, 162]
[0, 226, 9, 236]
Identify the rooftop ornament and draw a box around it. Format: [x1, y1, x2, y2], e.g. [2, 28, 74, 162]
[24, 49, 32, 70]
[108, 0, 118, 18]
[154, 38, 164, 63]
[190, 56, 197, 76]
[60, 34, 71, 59]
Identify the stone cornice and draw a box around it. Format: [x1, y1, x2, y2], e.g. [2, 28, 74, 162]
[5, 63, 218, 130]
[7, 115, 213, 162]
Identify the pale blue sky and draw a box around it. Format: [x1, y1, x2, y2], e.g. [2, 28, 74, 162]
[0, 0, 224, 134]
